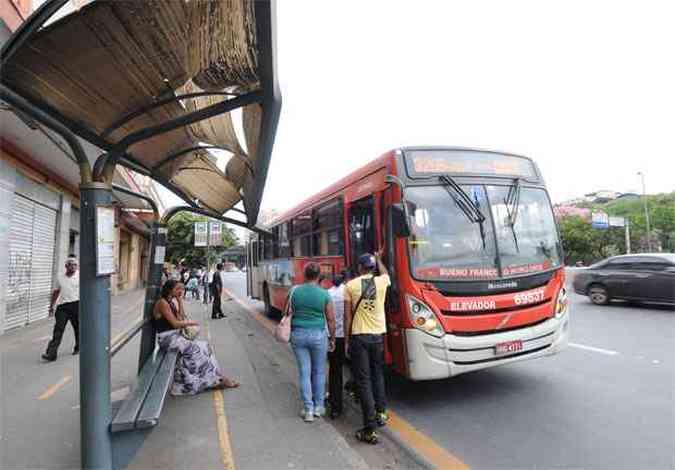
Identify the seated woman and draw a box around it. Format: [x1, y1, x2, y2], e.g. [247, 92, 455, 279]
[153, 280, 239, 395]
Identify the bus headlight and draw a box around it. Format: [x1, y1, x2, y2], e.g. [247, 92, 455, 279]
[555, 287, 568, 318]
[406, 296, 445, 338]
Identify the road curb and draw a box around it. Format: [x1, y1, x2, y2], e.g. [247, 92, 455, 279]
[341, 384, 435, 470]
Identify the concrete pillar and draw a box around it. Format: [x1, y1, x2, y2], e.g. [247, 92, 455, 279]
[0, 160, 17, 334]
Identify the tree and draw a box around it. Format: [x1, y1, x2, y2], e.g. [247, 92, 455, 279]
[166, 212, 238, 268]
[557, 191, 675, 263]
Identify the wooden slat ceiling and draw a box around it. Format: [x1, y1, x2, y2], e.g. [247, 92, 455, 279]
[2, 0, 264, 215]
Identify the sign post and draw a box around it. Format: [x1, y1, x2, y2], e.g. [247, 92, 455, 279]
[609, 216, 630, 254]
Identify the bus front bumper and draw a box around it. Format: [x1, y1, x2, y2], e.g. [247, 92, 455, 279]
[404, 312, 570, 381]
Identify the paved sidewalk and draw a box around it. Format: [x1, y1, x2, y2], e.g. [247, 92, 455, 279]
[0, 288, 146, 469]
[115, 296, 370, 470]
[1, 287, 419, 469]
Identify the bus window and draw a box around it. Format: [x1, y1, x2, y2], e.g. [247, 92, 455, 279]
[292, 212, 312, 256]
[313, 199, 344, 256]
[264, 233, 274, 260]
[348, 197, 376, 270]
[251, 240, 258, 266]
[279, 222, 291, 258]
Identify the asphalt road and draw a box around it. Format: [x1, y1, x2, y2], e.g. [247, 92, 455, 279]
[223, 272, 674, 470]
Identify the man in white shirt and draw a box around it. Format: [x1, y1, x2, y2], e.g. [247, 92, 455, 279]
[203, 267, 214, 304]
[327, 271, 348, 419]
[42, 256, 80, 362]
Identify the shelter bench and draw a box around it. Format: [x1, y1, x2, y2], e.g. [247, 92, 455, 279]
[111, 348, 178, 433]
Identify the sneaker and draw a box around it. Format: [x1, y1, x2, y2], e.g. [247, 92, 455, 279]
[355, 427, 378, 445]
[300, 409, 314, 422]
[73, 347, 79, 355]
[314, 407, 326, 418]
[41, 353, 56, 362]
[376, 411, 389, 427]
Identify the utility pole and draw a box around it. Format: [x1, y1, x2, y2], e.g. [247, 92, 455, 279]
[637, 171, 652, 251]
[625, 218, 631, 254]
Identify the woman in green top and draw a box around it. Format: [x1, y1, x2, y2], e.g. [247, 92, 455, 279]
[288, 262, 336, 422]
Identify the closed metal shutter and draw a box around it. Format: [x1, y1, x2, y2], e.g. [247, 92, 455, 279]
[5, 194, 57, 330]
[6, 196, 34, 330]
[29, 204, 57, 323]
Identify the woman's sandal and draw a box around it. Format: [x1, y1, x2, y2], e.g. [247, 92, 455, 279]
[214, 378, 240, 390]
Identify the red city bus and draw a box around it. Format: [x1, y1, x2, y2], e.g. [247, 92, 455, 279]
[246, 147, 569, 380]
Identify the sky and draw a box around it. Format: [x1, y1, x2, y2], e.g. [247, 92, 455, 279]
[158, 0, 675, 231]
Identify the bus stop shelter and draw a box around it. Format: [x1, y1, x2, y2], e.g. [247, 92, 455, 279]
[0, 1, 280, 468]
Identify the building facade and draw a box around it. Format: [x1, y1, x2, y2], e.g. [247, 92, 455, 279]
[0, 3, 162, 335]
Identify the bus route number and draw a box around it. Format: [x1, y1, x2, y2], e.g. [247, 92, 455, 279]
[513, 288, 545, 306]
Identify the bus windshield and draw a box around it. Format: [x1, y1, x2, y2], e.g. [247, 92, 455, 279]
[406, 184, 561, 281]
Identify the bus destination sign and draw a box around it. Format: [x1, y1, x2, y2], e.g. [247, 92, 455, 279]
[407, 150, 538, 179]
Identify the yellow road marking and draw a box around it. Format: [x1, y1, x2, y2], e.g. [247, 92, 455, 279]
[213, 390, 236, 470]
[38, 375, 72, 400]
[223, 287, 469, 470]
[204, 295, 237, 470]
[388, 411, 469, 469]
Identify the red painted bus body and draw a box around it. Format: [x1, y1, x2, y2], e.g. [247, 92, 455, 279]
[247, 147, 569, 380]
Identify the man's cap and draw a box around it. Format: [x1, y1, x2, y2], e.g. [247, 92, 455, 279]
[358, 253, 376, 269]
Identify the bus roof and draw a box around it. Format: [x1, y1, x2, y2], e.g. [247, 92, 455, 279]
[266, 150, 396, 227]
[264, 146, 538, 228]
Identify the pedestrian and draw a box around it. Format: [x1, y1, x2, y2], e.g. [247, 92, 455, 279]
[42, 256, 80, 362]
[344, 251, 390, 444]
[211, 263, 225, 319]
[287, 262, 336, 422]
[160, 265, 170, 288]
[327, 271, 348, 419]
[203, 266, 213, 304]
[186, 276, 199, 300]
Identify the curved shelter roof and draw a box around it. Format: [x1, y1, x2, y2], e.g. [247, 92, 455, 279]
[0, 0, 280, 225]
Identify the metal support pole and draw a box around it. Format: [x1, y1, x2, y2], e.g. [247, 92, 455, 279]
[79, 182, 113, 470]
[138, 222, 167, 372]
[638, 171, 652, 251]
[625, 219, 631, 254]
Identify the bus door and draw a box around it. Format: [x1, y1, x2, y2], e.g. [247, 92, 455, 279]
[347, 196, 377, 273]
[381, 191, 407, 375]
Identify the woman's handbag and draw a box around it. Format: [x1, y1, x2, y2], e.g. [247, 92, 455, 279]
[274, 287, 295, 343]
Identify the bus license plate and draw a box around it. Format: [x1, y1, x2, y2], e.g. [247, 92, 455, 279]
[495, 340, 523, 356]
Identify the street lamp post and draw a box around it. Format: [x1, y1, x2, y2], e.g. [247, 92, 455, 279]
[637, 171, 652, 252]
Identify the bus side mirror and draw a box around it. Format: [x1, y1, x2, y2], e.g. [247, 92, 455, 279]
[391, 203, 411, 238]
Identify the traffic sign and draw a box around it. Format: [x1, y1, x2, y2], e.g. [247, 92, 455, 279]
[609, 216, 625, 227]
[591, 211, 609, 229]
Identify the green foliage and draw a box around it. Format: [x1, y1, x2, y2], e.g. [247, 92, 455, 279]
[166, 212, 238, 268]
[558, 192, 675, 264]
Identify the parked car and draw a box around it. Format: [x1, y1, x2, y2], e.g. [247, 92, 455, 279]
[572, 253, 675, 306]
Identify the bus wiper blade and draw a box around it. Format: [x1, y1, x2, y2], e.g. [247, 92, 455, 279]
[504, 178, 522, 252]
[437, 175, 487, 250]
[505, 178, 521, 226]
[438, 175, 486, 223]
